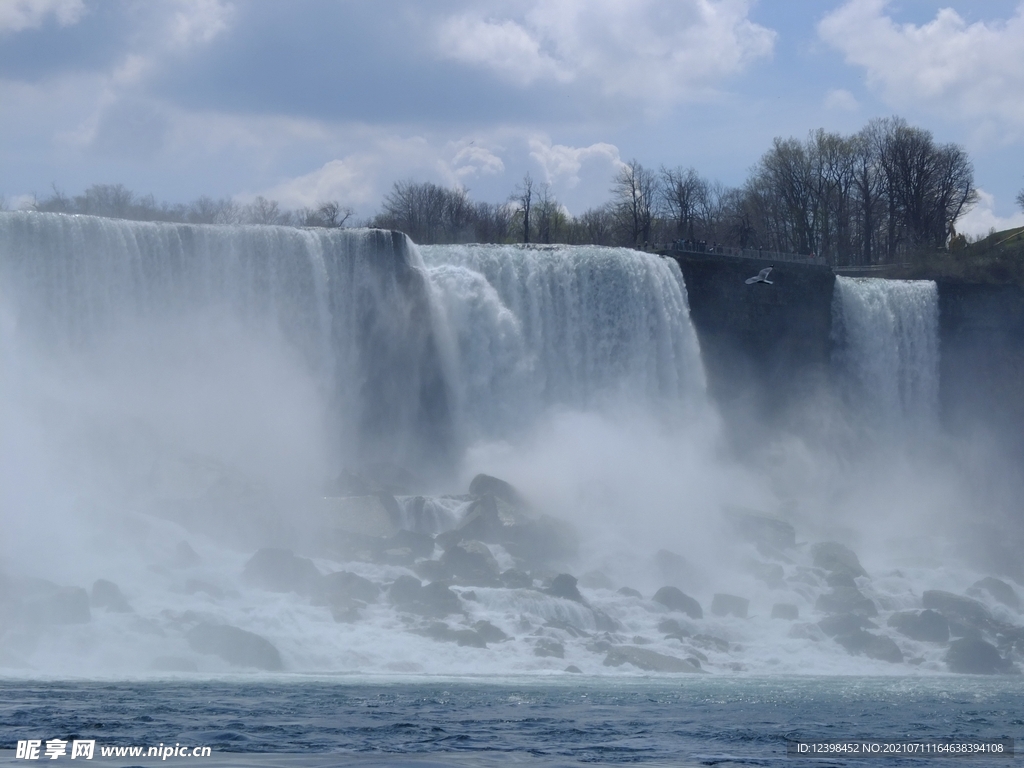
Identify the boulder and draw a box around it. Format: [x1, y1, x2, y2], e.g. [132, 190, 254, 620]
[473, 620, 509, 643]
[314, 571, 380, 607]
[721, 506, 796, 550]
[617, 587, 643, 599]
[711, 593, 749, 618]
[834, 629, 903, 664]
[652, 587, 703, 619]
[771, 603, 799, 620]
[445, 495, 576, 568]
[887, 610, 949, 643]
[545, 574, 585, 603]
[468, 473, 527, 508]
[565, 665, 582, 674]
[186, 623, 283, 671]
[419, 622, 487, 648]
[945, 637, 1015, 674]
[749, 562, 785, 589]
[815, 587, 877, 617]
[825, 572, 858, 589]
[242, 549, 320, 595]
[534, 638, 565, 658]
[969, 577, 1021, 611]
[818, 613, 876, 637]
[658, 618, 690, 639]
[91, 580, 132, 613]
[440, 540, 501, 586]
[375, 530, 436, 565]
[811, 542, 867, 578]
[654, 549, 697, 586]
[603, 646, 702, 673]
[691, 634, 730, 653]
[922, 590, 993, 631]
[579, 571, 614, 590]
[388, 576, 461, 618]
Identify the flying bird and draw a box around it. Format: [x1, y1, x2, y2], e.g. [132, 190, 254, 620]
[745, 266, 773, 285]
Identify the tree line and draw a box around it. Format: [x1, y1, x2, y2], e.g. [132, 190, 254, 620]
[15, 116, 1022, 267]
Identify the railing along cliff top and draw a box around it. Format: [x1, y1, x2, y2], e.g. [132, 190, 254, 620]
[659, 240, 821, 265]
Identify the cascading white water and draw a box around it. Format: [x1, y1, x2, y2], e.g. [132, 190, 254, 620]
[832, 276, 940, 431]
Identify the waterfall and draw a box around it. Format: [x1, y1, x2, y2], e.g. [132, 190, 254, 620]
[832, 276, 940, 430]
[0, 214, 706, 478]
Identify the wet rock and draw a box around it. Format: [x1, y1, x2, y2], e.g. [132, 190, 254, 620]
[376, 529, 435, 564]
[546, 618, 590, 638]
[242, 548, 321, 595]
[691, 634, 730, 653]
[711, 593, 748, 618]
[445, 495, 576, 568]
[534, 638, 565, 658]
[887, 610, 949, 643]
[652, 586, 702, 619]
[922, 590, 993, 632]
[722, 506, 796, 550]
[414, 559, 449, 583]
[969, 577, 1021, 611]
[771, 603, 799, 620]
[617, 587, 643, 599]
[468, 473, 527, 508]
[186, 623, 283, 671]
[440, 540, 501, 586]
[825, 572, 858, 589]
[473, 620, 509, 643]
[91, 580, 132, 613]
[945, 637, 1015, 674]
[500, 569, 533, 589]
[603, 646, 702, 673]
[818, 613, 876, 637]
[388, 576, 462, 618]
[151, 656, 198, 673]
[564, 665, 582, 673]
[419, 623, 487, 648]
[315, 571, 379, 606]
[579, 571, 614, 590]
[833, 629, 903, 663]
[815, 587, 877, 617]
[545, 574, 584, 603]
[592, 609, 620, 632]
[749, 561, 785, 589]
[658, 618, 690, 639]
[811, 542, 867, 578]
[654, 549, 697, 586]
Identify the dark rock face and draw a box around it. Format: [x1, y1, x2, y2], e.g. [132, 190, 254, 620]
[242, 549, 321, 595]
[887, 610, 949, 643]
[603, 646, 702, 673]
[825, 572, 857, 589]
[500, 569, 533, 589]
[945, 637, 1015, 674]
[439, 540, 500, 586]
[711, 593, 749, 618]
[315, 571, 379, 607]
[565, 665, 582, 673]
[818, 613, 876, 638]
[771, 603, 799, 620]
[722, 507, 796, 550]
[545, 574, 585, 603]
[811, 542, 867, 578]
[833, 629, 903, 664]
[473, 620, 509, 643]
[468, 473, 526, 508]
[534, 638, 565, 658]
[388, 576, 461, 618]
[652, 587, 703, 619]
[969, 577, 1021, 611]
[815, 587, 877, 617]
[186, 623, 283, 671]
[91, 580, 131, 613]
[922, 590, 993, 632]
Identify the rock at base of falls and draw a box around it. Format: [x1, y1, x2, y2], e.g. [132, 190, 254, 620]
[887, 610, 949, 643]
[91, 580, 132, 613]
[771, 603, 799, 620]
[388, 575, 462, 618]
[603, 646, 703, 673]
[833, 629, 903, 664]
[811, 542, 868, 578]
[186, 623, 284, 671]
[815, 587, 877, 617]
[945, 637, 1017, 674]
[652, 586, 703, 619]
[711, 593, 749, 618]
[242, 548, 321, 595]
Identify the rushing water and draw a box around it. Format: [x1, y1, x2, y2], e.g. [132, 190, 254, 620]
[0, 213, 1020, 762]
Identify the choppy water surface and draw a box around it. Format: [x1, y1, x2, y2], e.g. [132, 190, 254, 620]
[0, 677, 1021, 766]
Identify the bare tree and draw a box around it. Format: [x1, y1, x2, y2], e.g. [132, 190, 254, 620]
[1017, 186, 1024, 213]
[512, 173, 534, 244]
[661, 166, 707, 241]
[612, 159, 658, 246]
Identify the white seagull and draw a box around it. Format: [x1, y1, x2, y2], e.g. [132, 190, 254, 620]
[745, 265, 773, 285]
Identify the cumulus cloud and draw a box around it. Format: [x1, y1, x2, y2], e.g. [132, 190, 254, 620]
[528, 137, 621, 188]
[0, 0, 84, 33]
[819, 0, 1024, 135]
[436, 0, 775, 104]
[956, 188, 1024, 239]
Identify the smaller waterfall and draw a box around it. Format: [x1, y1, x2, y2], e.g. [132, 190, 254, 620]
[832, 276, 940, 429]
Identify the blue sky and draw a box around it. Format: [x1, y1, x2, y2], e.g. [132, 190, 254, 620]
[2, 0, 1023, 234]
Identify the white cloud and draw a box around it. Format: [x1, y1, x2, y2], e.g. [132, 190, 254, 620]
[0, 0, 84, 33]
[824, 88, 858, 112]
[167, 0, 234, 50]
[528, 137, 621, 188]
[449, 140, 506, 181]
[436, 0, 775, 104]
[956, 188, 1024, 238]
[819, 0, 1024, 136]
